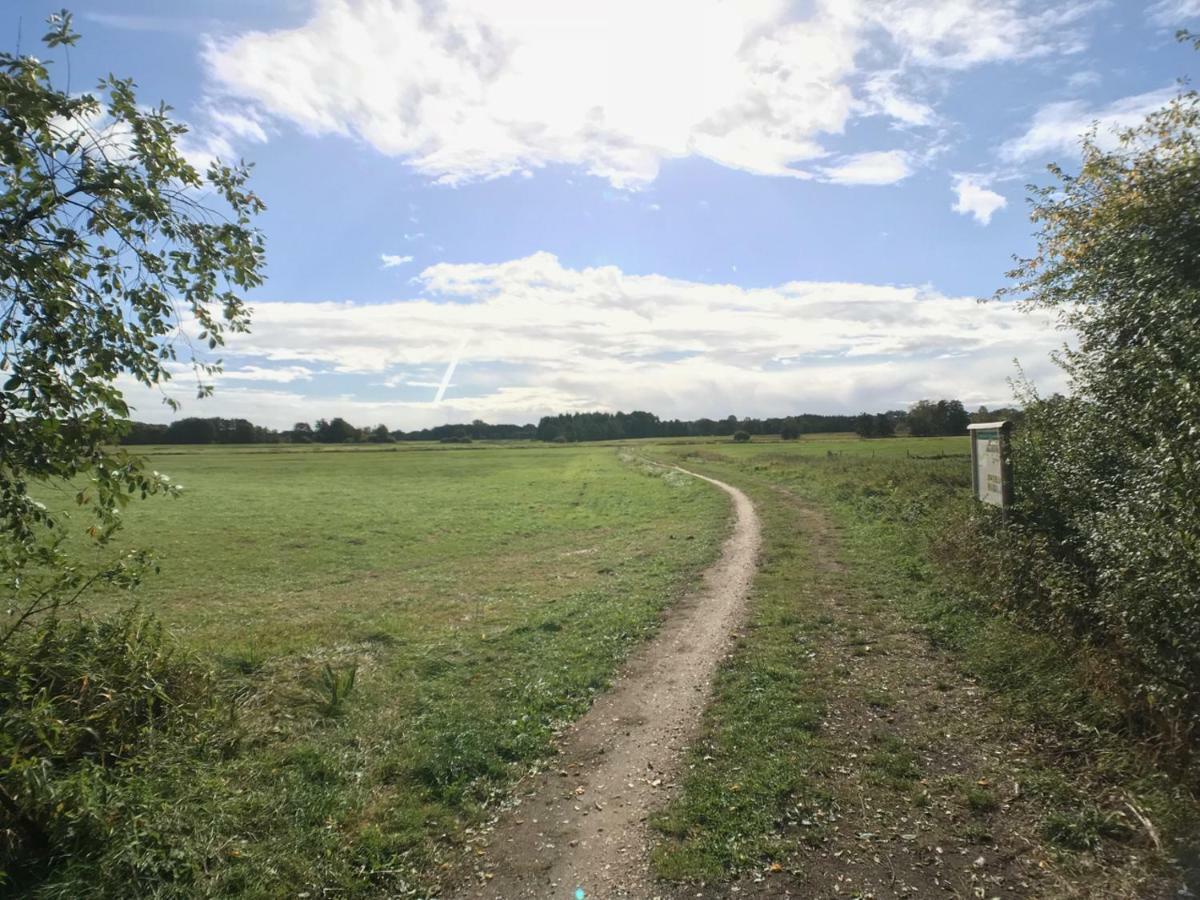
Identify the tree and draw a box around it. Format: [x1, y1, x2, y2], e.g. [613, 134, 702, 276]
[780, 419, 801, 440]
[907, 399, 968, 436]
[991, 45, 1200, 729]
[316, 417, 359, 443]
[0, 12, 265, 643]
[291, 421, 314, 443]
[368, 424, 395, 443]
[167, 417, 217, 444]
[854, 413, 876, 438]
[732, 430, 751, 442]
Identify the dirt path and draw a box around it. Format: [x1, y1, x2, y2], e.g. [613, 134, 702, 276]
[448, 466, 760, 899]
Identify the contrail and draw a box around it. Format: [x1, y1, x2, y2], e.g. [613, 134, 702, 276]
[433, 338, 469, 405]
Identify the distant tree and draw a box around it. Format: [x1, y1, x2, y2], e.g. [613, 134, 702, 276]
[732, 430, 751, 443]
[316, 417, 359, 443]
[854, 413, 875, 438]
[907, 399, 969, 436]
[121, 422, 170, 445]
[780, 419, 801, 440]
[716, 415, 738, 436]
[291, 421, 315, 443]
[873, 413, 895, 437]
[167, 418, 217, 444]
[367, 424, 394, 443]
[227, 418, 257, 443]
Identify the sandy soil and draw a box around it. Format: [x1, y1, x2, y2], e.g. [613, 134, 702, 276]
[447, 466, 761, 900]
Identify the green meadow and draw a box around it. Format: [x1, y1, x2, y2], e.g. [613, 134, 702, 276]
[31, 442, 732, 896]
[18, 435, 1196, 897]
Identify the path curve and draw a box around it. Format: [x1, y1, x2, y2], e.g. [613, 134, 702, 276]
[449, 463, 760, 899]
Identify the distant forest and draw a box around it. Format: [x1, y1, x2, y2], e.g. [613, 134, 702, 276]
[120, 399, 1017, 445]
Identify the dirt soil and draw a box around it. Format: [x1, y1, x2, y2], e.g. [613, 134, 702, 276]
[447, 466, 761, 899]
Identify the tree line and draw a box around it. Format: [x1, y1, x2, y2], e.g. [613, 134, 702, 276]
[120, 400, 995, 446]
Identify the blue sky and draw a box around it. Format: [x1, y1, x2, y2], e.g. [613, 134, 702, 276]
[9, 0, 1199, 429]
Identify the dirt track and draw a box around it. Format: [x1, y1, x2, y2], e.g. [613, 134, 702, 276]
[448, 465, 760, 899]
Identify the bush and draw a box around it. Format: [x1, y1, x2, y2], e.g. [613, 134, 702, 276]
[0, 609, 224, 889]
[958, 71, 1200, 751]
[732, 431, 751, 443]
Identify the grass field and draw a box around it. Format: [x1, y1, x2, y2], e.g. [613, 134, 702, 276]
[31, 442, 731, 896]
[642, 437, 1197, 894]
[19, 435, 1198, 897]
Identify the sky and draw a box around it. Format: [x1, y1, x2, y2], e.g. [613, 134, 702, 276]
[8, 0, 1200, 430]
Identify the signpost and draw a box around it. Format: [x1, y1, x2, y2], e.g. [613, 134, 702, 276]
[967, 421, 1013, 511]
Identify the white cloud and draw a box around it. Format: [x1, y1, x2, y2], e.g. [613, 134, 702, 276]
[951, 173, 1007, 224]
[1148, 0, 1200, 25]
[380, 253, 414, 269]
[861, 72, 937, 126]
[820, 150, 913, 185]
[870, 0, 1098, 70]
[220, 365, 315, 383]
[203, 0, 1088, 188]
[145, 253, 1067, 429]
[1001, 86, 1177, 161]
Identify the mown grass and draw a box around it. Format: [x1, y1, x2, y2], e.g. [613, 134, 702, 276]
[17, 443, 729, 897]
[645, 435, 1198, 885]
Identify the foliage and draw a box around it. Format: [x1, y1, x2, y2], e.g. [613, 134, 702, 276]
[0, 608, 223, 890]
[854, 411, 896, 439]
[535, 409, 864, 442]
[367, 424, 395, 443]
[985, 60, 1200, 742]
[314, 416, 360, 443]
[906, 399, 969, 436]
[732, 430, 751, 442]
[0, 12, 265, 642]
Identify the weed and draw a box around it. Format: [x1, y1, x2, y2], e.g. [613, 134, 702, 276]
[963, 785, 999, 814]
[313, 663, 358, 716]
[1041, 808, 1133, 852]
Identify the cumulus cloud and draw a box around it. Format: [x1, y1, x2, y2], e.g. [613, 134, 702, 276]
[820, 150, 913, 185]
[951, 174, 1007, 224]
[1001, 86, 1178, 161]
[380, 253, 414, 269]
[202, 0, 1090, 188]
[142, 253, 1067, 429]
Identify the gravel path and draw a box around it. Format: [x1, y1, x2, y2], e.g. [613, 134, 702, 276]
[448, 465, 760, 899]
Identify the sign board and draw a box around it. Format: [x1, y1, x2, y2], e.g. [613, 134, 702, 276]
[967, 421, 1013, 510]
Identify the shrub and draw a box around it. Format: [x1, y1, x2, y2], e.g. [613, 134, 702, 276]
[958, 66, 1200, 751]
[732, 431, 751, 443]
[0, 608, 223, 889]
